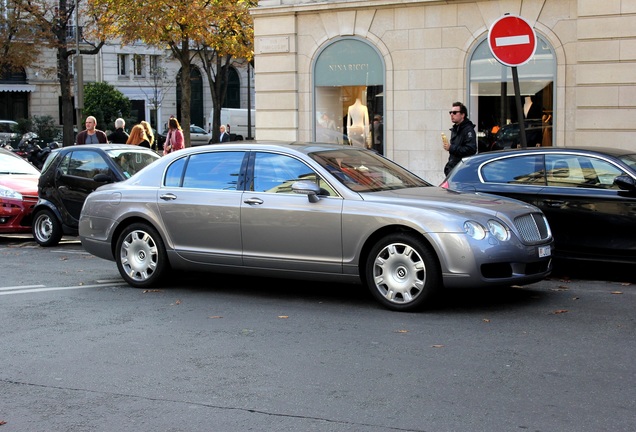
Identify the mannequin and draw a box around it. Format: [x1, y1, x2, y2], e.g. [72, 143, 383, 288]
[523, 96, 533, 118]
[347, 98, 369, 147]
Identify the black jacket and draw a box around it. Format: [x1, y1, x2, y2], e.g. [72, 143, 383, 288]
[108, 128, 130, 144]
[444, 118, 477, 175]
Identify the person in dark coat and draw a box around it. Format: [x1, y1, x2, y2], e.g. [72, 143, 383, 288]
[76, 116, 108, 145]
[107, 118, 129, 144]
[443, 101, 477, 176]
[219, 124, 231, 142]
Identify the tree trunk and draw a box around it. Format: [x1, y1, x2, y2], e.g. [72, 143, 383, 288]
[58, 46, 76, 147]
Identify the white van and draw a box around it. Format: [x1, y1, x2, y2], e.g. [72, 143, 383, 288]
[212, 108, 255, 141]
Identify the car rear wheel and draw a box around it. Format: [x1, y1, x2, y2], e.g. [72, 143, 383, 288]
[364, 233, 441, 312]
[32, 209, 63, 247]
[116, 223, 168, 288]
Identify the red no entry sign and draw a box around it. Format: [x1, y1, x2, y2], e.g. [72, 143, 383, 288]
[488, 15, 537, 67]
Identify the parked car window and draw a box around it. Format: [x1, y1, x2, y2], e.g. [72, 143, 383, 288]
[253, 152, 335, 196]
[181, 151, 244, 190]
[481, 154, 545, 184]
[60, 150, 110, 179]
[546, 154, 624, 189]
[164, 157, 186, 187]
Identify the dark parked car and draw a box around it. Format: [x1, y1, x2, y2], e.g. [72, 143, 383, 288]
[441, 146, 636, 264]
[0, 146, 40, 234]
[79, 142, 554, 312]
[494, 119, 547, 149]
[31, 144, 161, 246]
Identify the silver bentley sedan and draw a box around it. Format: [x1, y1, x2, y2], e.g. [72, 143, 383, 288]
[79, 142, 553, 312]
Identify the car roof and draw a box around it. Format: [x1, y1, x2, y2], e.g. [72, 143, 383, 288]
[467, 146, 636, 161]
[163, 141, 367, 156]
[55, 144, 158, 152]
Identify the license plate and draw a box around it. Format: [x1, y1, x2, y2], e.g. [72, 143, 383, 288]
[538, 245, 551, 258]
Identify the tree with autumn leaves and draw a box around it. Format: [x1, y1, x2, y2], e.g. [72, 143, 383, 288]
[88, 0, 256, 146]
[2, 0, 105, 147]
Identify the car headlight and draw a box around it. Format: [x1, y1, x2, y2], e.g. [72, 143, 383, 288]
[487, 219, 510, 241]
[464, 220, 486, 240]
[0, 185, 22, 200]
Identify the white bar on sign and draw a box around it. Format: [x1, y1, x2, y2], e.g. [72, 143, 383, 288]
[495, 35, 530, 47]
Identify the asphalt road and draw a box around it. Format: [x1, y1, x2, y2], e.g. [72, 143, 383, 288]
[1, 234, 634, 432]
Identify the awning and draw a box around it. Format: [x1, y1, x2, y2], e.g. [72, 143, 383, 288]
[0, 84, 36, 92]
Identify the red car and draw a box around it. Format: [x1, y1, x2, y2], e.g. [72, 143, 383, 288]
[0, 146, 40, 233]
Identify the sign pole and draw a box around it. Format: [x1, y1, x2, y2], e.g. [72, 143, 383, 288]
[488, 14, 537, 149]
[512, 67, 527, 148]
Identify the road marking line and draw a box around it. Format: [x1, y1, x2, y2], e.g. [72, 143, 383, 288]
[0, 282, 128, 295]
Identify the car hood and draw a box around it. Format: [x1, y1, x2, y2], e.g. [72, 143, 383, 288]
[365, 186, 537, 217]
[0, 175, 39, 194]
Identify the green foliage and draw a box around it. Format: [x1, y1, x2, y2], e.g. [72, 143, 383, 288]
[31, 115, 59, 142]
[83, 82, 131, 130]
[12, 115, 62, 142]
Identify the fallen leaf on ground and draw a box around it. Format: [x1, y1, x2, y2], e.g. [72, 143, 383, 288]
[278, 315, 289, 319]
[431, 344, 444, 348]
[552, 309, 568, 314]
[59, 256, 68, 261]
[395, 329, 409, 333]
[174, 299, 181, 305]
[610, 291, 623, 295]
[482, 319, 490, 323]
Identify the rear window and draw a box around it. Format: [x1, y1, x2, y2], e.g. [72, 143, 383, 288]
[481, 155, 546, 184]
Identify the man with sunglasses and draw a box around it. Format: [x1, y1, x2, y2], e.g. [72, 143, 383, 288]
[443, 101, 477, 175]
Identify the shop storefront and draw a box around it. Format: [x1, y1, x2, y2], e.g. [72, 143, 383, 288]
[252, 0, 635, 183]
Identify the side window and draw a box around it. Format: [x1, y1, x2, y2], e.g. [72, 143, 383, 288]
[481, 155, 545, 184]
[546, 154, 624, 188]
[252, 152, 335, 195]
[67, 150, 109, 179]
[182, 151, 244, 190]
[165, 157, 186, 187]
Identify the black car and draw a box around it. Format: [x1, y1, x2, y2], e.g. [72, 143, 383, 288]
[494, 119, 547, 149]
[31, 144, 161, 246]
[441, 146, 636, 264]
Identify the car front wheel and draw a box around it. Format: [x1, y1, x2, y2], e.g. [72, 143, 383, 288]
[32, 209, 63, 247]
[116, 223, 168, 288]
[364, 233, 441, 312]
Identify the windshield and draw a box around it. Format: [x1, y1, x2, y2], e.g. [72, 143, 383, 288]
[310, 149, 430, 192]
[107, 149, 161, 178]
[618, 153, 636, 171]
[0, 152, 40, 175]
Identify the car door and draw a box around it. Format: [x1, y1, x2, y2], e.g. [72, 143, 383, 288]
[54, 149, 112, 225]
[157, 151, 247, 265]
[241, 151, 344, 274]
[536, 154, 636, 259]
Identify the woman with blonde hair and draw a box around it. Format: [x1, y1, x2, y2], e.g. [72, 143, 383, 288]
[140, 121, 156, 150]
[126, 124, 151, 148]
[164, 117, 185, 155]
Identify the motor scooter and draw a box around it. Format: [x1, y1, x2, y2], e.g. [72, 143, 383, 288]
[16, 132, 60, 170]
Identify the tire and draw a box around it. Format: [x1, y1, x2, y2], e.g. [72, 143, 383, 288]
[115, 222, 168, 288]
[32, 209, 64, 247]
[364, 233, 441, 312]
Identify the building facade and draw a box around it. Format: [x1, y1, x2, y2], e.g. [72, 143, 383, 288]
[251, 0, 636, 184]
[1, 40, 253, 137]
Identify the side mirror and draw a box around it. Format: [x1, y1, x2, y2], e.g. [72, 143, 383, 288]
[292, 180, 322, 203]
[613, 175, 636, 192]
[93, 173, 113, 184]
